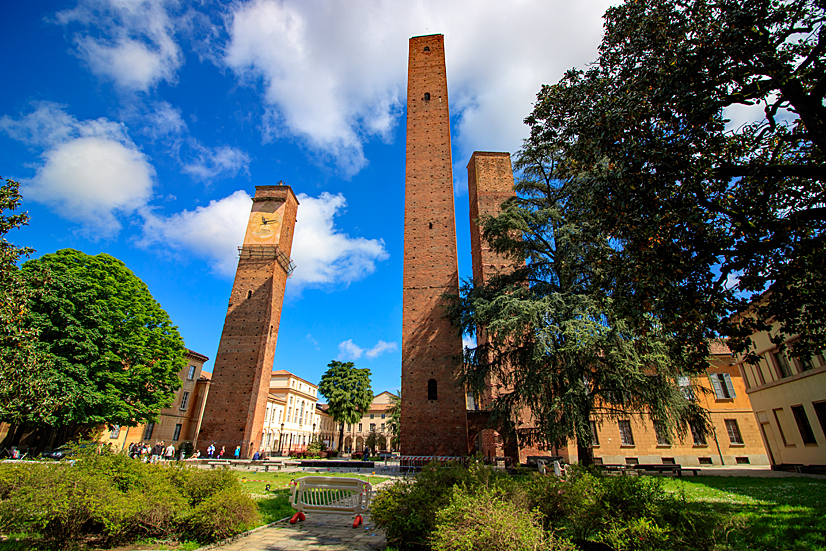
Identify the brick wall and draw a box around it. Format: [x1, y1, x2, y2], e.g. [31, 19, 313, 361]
[401, 34, 468, 456]
[198, 185, 299, 458]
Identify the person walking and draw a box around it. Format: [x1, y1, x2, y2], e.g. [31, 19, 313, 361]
[218, 446, 225, 459]
[151, 441, 164, 464]
[164, 442, 175, 465]
[207, 443, 215, 459]
[234, 445, 241, 459]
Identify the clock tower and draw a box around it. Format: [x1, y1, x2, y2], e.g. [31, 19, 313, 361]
[198, 184, 299, 457]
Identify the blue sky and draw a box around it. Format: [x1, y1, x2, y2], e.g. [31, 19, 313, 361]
[1, 0, 618, 395]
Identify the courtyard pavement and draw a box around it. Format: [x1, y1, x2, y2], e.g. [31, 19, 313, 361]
[201, 510, 386, 551]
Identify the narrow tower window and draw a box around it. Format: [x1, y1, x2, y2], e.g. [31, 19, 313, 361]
[423, 46, 430, 52]
[429, 222, 433, 229]
[424, 92, 430, 101]
[428, 379, 438, 400]
[247, 290, 252, 299]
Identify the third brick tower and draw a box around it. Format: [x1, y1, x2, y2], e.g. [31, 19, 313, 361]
[401, 34, 469, 456]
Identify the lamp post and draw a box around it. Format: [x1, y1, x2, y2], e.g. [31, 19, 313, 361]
[279, 423, 284, 456]
[312, 423, 316, 444]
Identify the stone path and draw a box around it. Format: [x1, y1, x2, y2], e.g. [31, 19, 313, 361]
[208, 511, 386, 551]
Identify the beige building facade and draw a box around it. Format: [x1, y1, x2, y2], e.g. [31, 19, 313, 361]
[733, 322, 826, 468]
[107, 349, 211, 453]
[263, 370, 321, 455]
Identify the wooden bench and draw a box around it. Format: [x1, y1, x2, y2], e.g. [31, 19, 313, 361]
[208, 460, 231, 469]
[262, 460, 284, 472]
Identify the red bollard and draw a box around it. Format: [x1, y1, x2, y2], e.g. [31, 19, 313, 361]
[289, 511, 306, 524]
[352, 514, 363, 528]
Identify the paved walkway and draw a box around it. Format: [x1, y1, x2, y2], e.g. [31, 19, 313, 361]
[208, 511, 386, 551]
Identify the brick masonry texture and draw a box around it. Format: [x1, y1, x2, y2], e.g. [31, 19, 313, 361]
[401, 34, 469, 456]
[198, 185, 299, 458]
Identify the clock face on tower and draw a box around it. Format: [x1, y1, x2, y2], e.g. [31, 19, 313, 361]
[244, 202, 286, 244]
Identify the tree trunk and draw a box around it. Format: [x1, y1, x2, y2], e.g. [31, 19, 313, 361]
[338, 423, 345, 453]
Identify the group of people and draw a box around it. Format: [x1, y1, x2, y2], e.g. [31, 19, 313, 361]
[204, 444, 242, 459]
[128, 441, 181, 463]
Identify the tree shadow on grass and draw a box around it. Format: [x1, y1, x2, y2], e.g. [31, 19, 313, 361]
[667, 476, 826, 551]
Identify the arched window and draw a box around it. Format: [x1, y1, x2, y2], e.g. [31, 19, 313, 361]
[428, 379, 438, 400]
[423, 46, 430, 52]
[424, 92, 431, 101]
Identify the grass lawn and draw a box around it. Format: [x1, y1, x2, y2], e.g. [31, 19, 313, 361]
[235, 470, 390, 525]
[663, 476, 826, 551]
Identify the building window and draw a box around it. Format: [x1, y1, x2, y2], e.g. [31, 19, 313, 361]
[653, 421, 670, 446]
[187, 365, 196, 380]
[370, 413, 374, 419]
[180, 391, 190, 411]
[813, 402, 826, 441]
[381, 413, 386, 419]
[110, 425, 120, 439]
[370, 423, 376, 432]
[677, 376, 695, 400]
[143, 423, 154, 440]
[690, 422, 707, 446]
[709, 373, 736, 399]
[799, 356, 815, 372]
[725, 419, 744, 445]
[428, 379, 438, 400]
[791, 405, 817, 445]
[424, 92, 431, 101]
[773, 351, 793, 378]
[381, 423, 385, 432]
[589, 420, 599, 446]
[287, 407, 292, 423]
[358, 423, 363, 432]
[423, 46, 430, 51]
[173, 424, 182, 441]
[618, 420, 635, 446]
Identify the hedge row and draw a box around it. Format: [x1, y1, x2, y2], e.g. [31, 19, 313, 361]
[0, 446, 259, 549]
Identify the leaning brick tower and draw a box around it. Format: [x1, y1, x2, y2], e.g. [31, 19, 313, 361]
[198, 184, 299, 458]
[401, 34, 469, 456]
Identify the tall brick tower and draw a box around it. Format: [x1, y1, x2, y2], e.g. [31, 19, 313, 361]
[401, 34, 468, 456]
[466, 152, 519, 459]
[198, 185, 299, 458]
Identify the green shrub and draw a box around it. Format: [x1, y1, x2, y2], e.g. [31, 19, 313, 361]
[432, 485, 575, 551]
[370, 462, 508, 551]
[179, 467, 239, 506]
[180, 487, 260, 543]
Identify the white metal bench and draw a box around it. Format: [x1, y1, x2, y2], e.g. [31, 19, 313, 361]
[288, 476, 372, 528]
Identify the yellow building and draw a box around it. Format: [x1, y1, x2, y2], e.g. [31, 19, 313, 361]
[589, 341, 769, 467]
[340, 391, 396, 453]
[106, 349, 211, 453]
[733, 323, 826, 468]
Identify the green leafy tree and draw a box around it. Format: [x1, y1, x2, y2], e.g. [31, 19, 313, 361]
[17, 249, 186, 448]
[318, 360, 373, 453]
[521, 0, 826, 363]
[450, 144, 708, 465]
[387, 391, 401, 450]
[0, 179, 60, 445]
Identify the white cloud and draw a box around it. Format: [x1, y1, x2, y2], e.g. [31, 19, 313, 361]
[139, 190, 251, 275]
[222, 0, 614, 178]
[338, 339, 397, 361]
[365, 340, 398, 359]
[139, 189, 388, 284]
[1, 103, 155, 235]
[182, 145, 251, 181]
[337, 339, 363, 361]
[463, 335, 477, 350]
[56, 0, 183, 92]
[290, 192, 389, 290]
